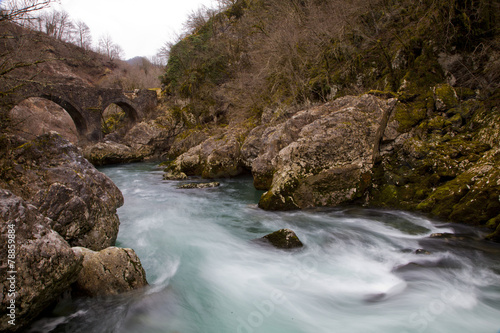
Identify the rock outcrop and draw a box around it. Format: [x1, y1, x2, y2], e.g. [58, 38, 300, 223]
[83, 119, 175, 166]
[1, 133, 123, 250]
[369, 86, 500, 239]
[0, 133, 148, 331]
[0, 190, 83, 332]
[72, 247, 148, 297]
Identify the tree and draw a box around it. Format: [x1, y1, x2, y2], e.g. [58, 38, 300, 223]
[0, 0, 55, 23]
[38, 9, 74, 42]
[75, 20, 92, 50]
[98, 34, 123, 61]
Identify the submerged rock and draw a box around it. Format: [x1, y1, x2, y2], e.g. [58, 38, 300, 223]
[72, 247, 148, 297]
[257, 229, 304, 249]
[177, 182, 220, 189]
[0, 190, 83, 332]
[415, 249, 432, 255]
[429, 233, 456, 239]
[163, 170, 188, 180]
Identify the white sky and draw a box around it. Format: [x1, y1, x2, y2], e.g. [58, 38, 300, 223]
[51, 0, 217, 59]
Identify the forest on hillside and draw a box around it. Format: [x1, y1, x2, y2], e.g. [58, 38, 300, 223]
[162, 0, 499, 126]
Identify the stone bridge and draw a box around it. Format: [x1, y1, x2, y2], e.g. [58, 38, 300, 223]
[6, 83, 158, 142]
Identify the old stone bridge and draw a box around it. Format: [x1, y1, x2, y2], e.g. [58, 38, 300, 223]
[7, 83, 158, 142]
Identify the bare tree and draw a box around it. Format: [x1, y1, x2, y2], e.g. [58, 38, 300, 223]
[38, 9, 74, 42]
[0, 0, 56, 23]
[183, 5, 211, 33]
[75, 20, 92, 50]
[98, 34, 123, 61]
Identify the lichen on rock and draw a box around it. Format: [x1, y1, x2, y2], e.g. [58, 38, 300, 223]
[0, 190, 83, 332]
[1, 133, 124, 250]
[255, 95, 396, 210]
[71, 247, 148, 297]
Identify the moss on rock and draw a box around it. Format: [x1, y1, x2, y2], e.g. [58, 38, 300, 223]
[259, 228, 304, 249]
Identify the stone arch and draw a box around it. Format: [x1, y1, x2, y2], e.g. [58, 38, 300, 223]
[37, 94, 88, 136]
[102, 98, 140, 122]
[8, 97, 80, 144]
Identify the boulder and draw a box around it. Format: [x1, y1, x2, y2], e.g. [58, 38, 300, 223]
[0, 190, 83, 332]
[168, 127, 249, 179]
[83, 140, 143, 166]
[257, 229, 304, 249]
[1, 133, 123, 250]
[256, 95, 396, 210]
[72, 247, 148, 297]
[123, 120, 172, 158]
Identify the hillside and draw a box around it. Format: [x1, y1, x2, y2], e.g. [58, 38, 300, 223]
[161, 0, 499, 126]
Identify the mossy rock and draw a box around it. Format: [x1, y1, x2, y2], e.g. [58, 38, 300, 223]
[424, 115, 452, 132]
[416, 173, 473, 218]
[258, 190, 299, 211]
[257, 229, 304, 249]
[394, 98, 429, 132]
[163, 170, 188, 180]
[485, 216, 500, 242]
[434, 84, 458, 111]
[455, 87, 476, 100]
[367, 90, 398, 99]
[177, 182, 220, 189]
[253, 170, 274, 191]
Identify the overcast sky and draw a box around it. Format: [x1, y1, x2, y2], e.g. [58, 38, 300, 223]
[51, 0, 217, 59]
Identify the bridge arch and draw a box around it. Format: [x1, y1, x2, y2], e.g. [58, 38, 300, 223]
[37, 94, 88, 136]
[102, 98, 140, 122]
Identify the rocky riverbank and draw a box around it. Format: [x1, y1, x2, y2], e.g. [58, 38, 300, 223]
[163, 88, 500, 242]
[0, 133, 148, 332]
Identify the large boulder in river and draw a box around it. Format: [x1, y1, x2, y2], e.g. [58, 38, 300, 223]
[83, 140, 144, 166]
[0, 133, 123, 250]
[71, 247, 148, 297]
[0, 190, 83, 332]
[167, 127, 250, 179]
[256, 95, 397, 210]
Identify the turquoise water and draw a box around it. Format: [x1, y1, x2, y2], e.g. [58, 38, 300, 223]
[28, 163, 500, 333]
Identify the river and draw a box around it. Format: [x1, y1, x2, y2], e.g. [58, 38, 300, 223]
[28, 162, 500, 333]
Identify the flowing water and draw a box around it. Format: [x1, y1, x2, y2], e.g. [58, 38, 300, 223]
[29, 163, 500, 333]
